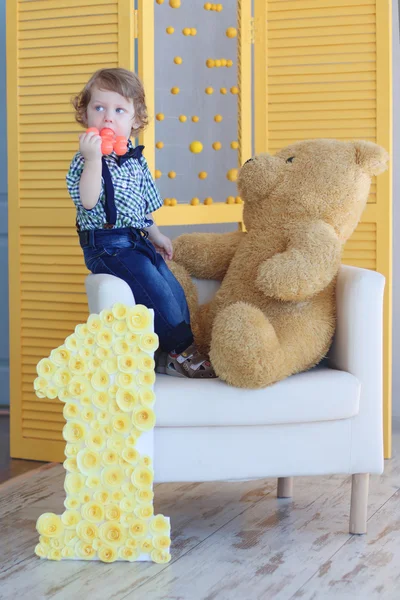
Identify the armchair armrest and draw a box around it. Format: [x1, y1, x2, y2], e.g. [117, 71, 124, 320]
[327, 265, 385, 473]
[85, 273, 135, 314]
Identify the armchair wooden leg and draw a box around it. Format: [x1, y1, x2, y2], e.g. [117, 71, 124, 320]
[349, 473, 369, 535]
[277, 477, 293, 498]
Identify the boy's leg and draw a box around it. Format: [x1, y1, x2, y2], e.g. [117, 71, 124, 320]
[155, 252, 191, 324]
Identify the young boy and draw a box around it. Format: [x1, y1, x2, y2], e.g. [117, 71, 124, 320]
[66, 68, 216, 378]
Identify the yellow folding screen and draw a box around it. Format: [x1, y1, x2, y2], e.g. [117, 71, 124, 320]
[254, 0, 392, 457]
[7, 0, 392, 461]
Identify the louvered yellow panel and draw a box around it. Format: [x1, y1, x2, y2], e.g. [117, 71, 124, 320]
[254, 0, 392, 457]
[7, 0, 135, 462]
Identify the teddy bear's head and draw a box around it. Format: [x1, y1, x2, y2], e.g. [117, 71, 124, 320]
[238, 139, 389, 242]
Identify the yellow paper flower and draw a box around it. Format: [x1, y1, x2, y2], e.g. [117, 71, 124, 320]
[137, 371, 156, 387]
[96, 346, 111, 360]
[151, 549, 171, 564]
[39, 535, 51, 548]
[136, 489, 154, 505]
[64, 473, 85, 495]
[112, 302, 128, 320]
[97, 328, 114, 348]
[102, 424, 113, 437]
[129, 519, 148, 538]
[139, 455, 153, 468]
[84, 334, 96, 349]
[140, 538, 153, 553]
[135, 504, 154, 520]
[33, 376, 47, 391]
[138, 333, 159, 353]
[75, 541, 96, 560]
[120, 498, 135, 513]
[122, 482, 137, 496]
[50, 346, 71, 366]
[63, 402, 80, 421]
[102, 449, 118, 466]
[106, 435, 125, 452]
[150, 515, 170, 535]
[100, 308, 115, 326]
[81, 408, 95, 423]
[116, 388, 139, 412]
[77, 448, 101, 475]
[87, 314, 102, 334]
[81, 501, 105, 523]
[112, 414, 131, 435]
[90, 420, 101, 432]
[61, 510, 81, 529]
[121, 513, 135, 527]
[132, 407, 156, 432]
[65, 443, 80, 457]
[61, 546, 75, 559]
[76, 520, 98, 543]
[58, 387, 71, 403]
[68, 356, 87, 376]
[115, 372, 135, 389]
[102, 466, 125, 489]
[117, 354, 137, 373]
[109, 399, 122, 415]
[113, 340, 130, 356]
[64, 495, 80, 510]
[88, 356, 102, 371]
[45, 386, 58, 399]
[80, 489, 92, 504]
[119, 546, 140, 561]
[65, 333, 79, 352]
[105, 504, 121, 521]
[48, 548, 62, 561]
[68, 376, 90, 398]
[112, 320, 128, 336]
[108, 383, 118, 398]
[75, 323, 89, 339]
[121, 447, 139, 465]
[37, 358, 56, 380]
[93, 489, 110, 504]
[63, 420, 86, 443]
[98, 545, 118, 563]
[86, 431, 106, 451]
[53, 368, 72, 388]
[153, 535, 171, 550]
[36, 513, 64, 538]
[127, 305, 152, 333]
[137, 354, 155, 373]
[86, 474, 101, 489]
[64, 530, 79, 546]
[139, 387, 156, 406]
[111, 490, 124, 503]
[132, 466, 154, 489]
[99, 522, 126, 547]
[91, 391, 109, 409]
[97, 410, 110, 425]
[91, 368, 110, 392]
[63, 457, 78, 473]
[78, 346, 92, 359]
[126, 537, 139, 549]
[125, 332, 139, 345]
[35, 544, 50, 558]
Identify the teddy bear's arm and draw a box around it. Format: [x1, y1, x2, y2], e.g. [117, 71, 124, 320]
[172, 231, 245, 280]
[256, 222, 342, 301]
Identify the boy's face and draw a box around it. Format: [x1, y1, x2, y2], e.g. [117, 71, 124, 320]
[86, 86, 137, 138]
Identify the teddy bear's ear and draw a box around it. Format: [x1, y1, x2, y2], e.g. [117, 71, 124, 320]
[353, 140, 389, 176]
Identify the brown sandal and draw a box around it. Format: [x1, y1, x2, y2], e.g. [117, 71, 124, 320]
[165, 344, 218, 379]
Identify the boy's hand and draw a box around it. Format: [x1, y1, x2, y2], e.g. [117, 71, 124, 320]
[150, 232, 174, 261]
[79, 131, 102, 162]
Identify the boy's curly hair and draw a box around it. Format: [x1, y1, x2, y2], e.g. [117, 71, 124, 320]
[72, 68, 148, 137]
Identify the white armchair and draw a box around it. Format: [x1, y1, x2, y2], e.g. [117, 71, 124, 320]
[85, 265, 385, 535]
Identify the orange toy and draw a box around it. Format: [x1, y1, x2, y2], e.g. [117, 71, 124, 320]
[86, 127, 128, 156]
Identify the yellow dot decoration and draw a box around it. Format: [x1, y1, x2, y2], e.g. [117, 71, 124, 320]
[220, 87, 227, 95]
[170, 198, 178, 206]
[189, 141, 203, 153]
[231, 86, 239, 95]
[227, 59, 233, 67]
[174, 56, 183, 65]
[33, 304, 171, 564]
[191, 28, 197, 35]
[204, 197, 213, 205]
[191, 197, 200, 205]
[156, 113, 164, 121]
[169, 0, 180, 7]
[155, 142, 164, 149]
[156, 0, 164, 4]
[227, 169, 238, 182]
[155, 170, 162, 179]
[226, 27, 237, 38]
[168, 171, 176, 179]
[164, 198, 171, 206]
[198, 171, 208, 180]
[204, 2, 212, 9]
[235, 196, 243, 204]
[231, 141, 239, 149]
[182, 27, 191, 36]
[192, 116, 199, 122]
[205, 87, 214, 95]
[166, 26, 174, 34]
[206, 59, 215, 68]
[212, 142, 222, 150]
[171, 87, 180, 95]
[226, 196, 235, 204]
[214, 114, 223, 123]
[216, 3, 223, 10]
[179, 115, 187, 123]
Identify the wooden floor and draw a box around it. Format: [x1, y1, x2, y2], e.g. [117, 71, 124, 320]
[0, 419, 399, 600]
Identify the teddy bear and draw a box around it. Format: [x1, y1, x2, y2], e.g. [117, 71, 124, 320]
[170, 139, 389, 389]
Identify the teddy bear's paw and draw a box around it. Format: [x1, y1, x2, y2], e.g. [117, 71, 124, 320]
[209, 302, 285, 389]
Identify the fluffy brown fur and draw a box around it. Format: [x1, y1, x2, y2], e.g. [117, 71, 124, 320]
[171, 139, 389, 388]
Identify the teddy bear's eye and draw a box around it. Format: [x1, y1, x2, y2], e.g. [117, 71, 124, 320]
[286, 156, 295, 163]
